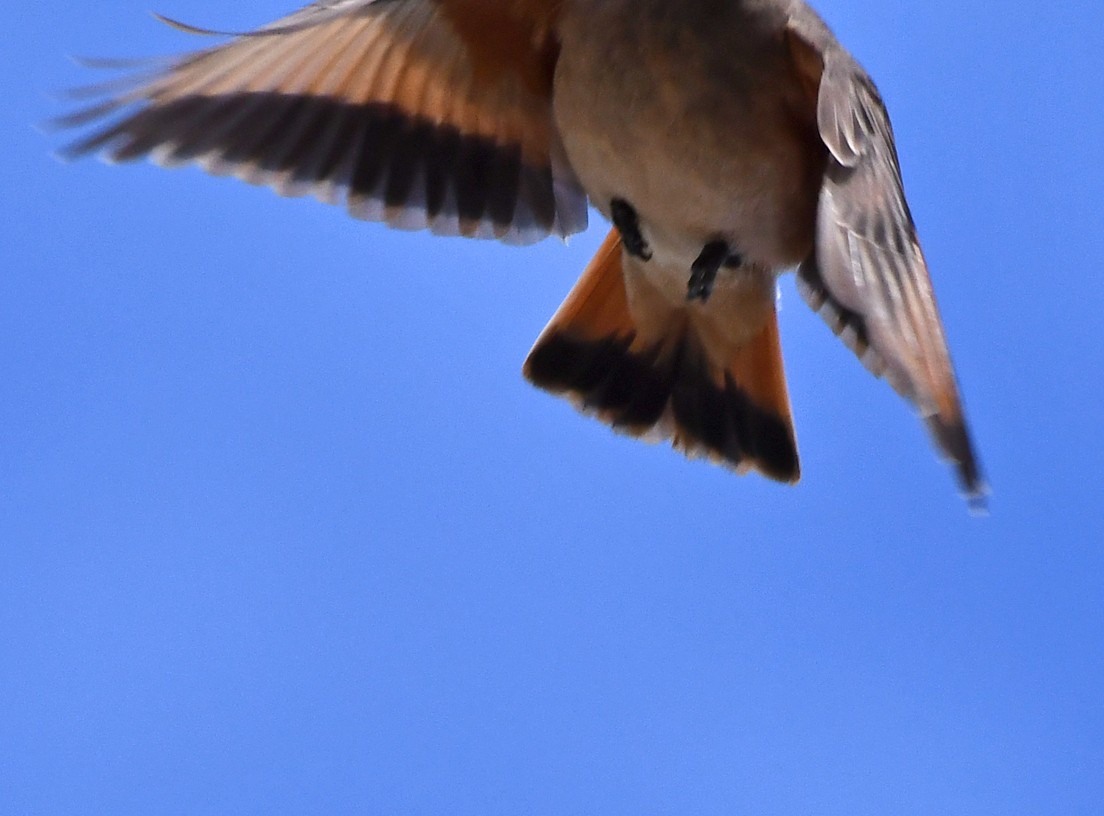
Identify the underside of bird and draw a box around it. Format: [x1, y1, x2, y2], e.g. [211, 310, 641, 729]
[54, 0, 986, 507]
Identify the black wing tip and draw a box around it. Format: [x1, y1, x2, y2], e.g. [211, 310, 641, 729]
[927, 414, 988, 513]
[958, 459, 990, 516]
[800, 254, 987, 508]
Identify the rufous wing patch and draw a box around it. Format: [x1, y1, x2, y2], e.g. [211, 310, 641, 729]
[57, 0, 587, 243]
[435, 0, 560, 98]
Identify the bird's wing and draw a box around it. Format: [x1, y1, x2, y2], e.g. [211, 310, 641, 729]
[786, 23, 985, 501]
[57, 0, 587, 244]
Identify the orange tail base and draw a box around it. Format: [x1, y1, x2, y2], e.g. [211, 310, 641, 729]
[524, 230, 800, 483]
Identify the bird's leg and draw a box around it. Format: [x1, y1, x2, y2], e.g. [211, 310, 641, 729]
[687, 240, 742, 302]
[610, 198, 652, 261]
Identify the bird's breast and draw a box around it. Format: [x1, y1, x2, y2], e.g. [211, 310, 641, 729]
[553, 0, 824, 275]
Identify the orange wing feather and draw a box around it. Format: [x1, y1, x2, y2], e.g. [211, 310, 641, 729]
[58, 0, 586, 243]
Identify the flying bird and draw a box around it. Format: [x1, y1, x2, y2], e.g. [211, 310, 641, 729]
[57, 0, 985, 504]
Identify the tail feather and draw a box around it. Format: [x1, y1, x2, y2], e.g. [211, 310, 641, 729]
[524, 229, 800, 483]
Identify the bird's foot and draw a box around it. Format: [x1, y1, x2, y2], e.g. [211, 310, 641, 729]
[687, 241, 742, 302]
[610, 198, 652, 261]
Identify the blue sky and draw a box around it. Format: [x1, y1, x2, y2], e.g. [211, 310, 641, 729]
[3, 1, 1102, 813]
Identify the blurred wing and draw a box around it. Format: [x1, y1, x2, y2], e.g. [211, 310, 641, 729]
[57, 0, 587, 244]
[787, 29, 985, 500]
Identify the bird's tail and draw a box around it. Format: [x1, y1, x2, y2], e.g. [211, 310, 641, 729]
[524, 229, 800, 483]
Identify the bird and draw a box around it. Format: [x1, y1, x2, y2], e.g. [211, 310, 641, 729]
[56, 0, 986, 506]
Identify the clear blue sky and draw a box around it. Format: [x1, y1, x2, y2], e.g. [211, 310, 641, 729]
[3, 1, 1102, 813]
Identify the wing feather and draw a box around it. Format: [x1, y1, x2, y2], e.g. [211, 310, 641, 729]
[787, 24, 985, 502]
[57, 0, 586, 244]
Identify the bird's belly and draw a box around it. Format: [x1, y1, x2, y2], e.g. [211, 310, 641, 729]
[553, 6, 822, 276]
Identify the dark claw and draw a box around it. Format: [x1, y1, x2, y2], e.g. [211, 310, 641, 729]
[610, 198, 652, 261]
[688, 240, 731, 302]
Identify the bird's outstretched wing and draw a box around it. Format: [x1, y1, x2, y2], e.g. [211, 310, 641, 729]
[786, 23, 985, 502]
[56, 0, 587, 244]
